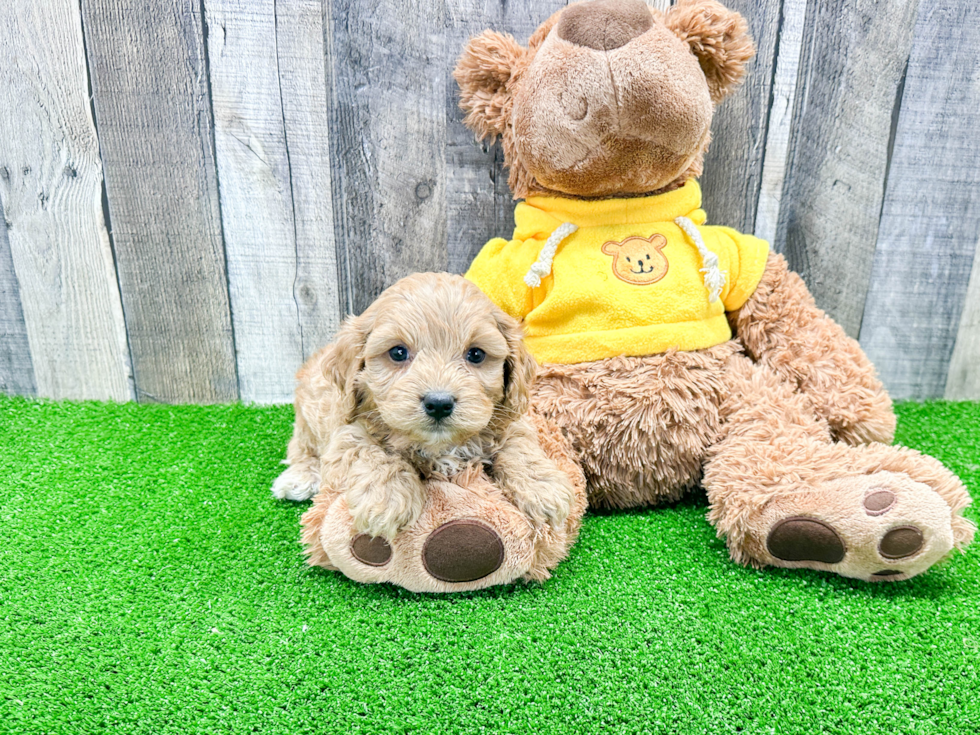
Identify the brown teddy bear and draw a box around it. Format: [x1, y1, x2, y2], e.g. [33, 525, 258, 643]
[457, 0, 975, 581]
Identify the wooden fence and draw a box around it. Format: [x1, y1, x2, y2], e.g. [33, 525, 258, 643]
[1, 0, 978, 404]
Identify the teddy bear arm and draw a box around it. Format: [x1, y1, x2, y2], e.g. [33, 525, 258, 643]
[728, 252, 896, 445]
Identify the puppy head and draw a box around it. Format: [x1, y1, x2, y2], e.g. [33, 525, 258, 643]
[325, 273, 536, 451]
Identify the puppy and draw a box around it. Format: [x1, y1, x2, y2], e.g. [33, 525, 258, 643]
[272, 272, 574, 541]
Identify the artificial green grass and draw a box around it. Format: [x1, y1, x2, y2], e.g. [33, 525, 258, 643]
[1, 397, 978, 735]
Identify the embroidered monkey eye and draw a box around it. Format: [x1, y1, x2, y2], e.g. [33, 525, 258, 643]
[388, 345, 409, 362]
[626, 257, 631, 263]
[465, 347, 486, 364]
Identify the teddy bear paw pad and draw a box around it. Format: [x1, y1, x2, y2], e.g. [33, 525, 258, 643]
[350, 534, 392, 566]
[766, 517, 845, 563]
[760, 472, 954, 582]
[422, 520, 505, 583]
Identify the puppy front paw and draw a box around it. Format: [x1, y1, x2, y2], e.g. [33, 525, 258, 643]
[510, 477, 575, 532]
[272, 464, 321, 501]
[346, 481, 425, 540]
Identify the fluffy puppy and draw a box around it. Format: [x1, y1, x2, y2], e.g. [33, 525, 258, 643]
[272, 272, 575, 541]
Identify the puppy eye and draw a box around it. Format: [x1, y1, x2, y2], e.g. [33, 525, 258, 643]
[465, 347, 486, 364]
[388, 345, 409, 362]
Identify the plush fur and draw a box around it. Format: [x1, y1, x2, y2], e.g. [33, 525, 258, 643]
[456, 0, 974, 582]
[276, 273, 587, 591]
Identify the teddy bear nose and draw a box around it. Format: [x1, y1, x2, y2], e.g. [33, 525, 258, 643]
[423, 392, 456, 420]
[556, 0, 653, 51]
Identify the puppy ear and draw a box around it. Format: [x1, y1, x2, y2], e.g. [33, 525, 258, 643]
[493, 308, 537, 420]
[319, 312, 371, 424]
[454, 30, 525, 141]
[665, 0, 755, 104]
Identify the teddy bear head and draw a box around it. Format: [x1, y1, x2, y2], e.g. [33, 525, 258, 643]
[454, 0, 754, 200]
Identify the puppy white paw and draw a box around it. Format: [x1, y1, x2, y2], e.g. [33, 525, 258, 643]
[272, 464, 321, 501]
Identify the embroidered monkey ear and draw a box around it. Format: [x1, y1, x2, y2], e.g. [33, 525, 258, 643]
[665, 0, 755, 104]
[454, 30, 526, 141]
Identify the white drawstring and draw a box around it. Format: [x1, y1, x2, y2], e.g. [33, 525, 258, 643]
[523, 222, 578, 288]
[674, 216, 726, 302]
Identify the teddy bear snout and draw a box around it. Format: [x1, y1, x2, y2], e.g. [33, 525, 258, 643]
[556, 0, 653, 51]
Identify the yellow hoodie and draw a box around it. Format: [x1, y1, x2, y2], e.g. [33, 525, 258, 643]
[465, 180, 770, 365]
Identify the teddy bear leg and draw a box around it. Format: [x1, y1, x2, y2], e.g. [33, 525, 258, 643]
[533, 343, 740, 510]
[300, 415, 588, 592]
[703, 355, 975, 582]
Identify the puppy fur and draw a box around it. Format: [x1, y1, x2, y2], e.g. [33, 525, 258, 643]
[273, 272, 575, 541]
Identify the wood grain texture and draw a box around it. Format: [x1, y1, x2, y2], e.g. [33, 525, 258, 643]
[205, 0, 339, 403]
[327, 0, 448, 315]
[0, 0, 130, 400]
[0, 202, 36, 396]
[754, 0, 805, 244]
[946, 235, 980, 400]
[277, 0, 341, 358]
[774, 0, 919, 338]
[82, 0, 238, 403]
[699, 0, 781, 235]
[858, 0, 980, 399]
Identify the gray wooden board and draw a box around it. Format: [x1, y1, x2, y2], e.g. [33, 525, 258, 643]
[0, 202, 36, 396]
[858, 0, 980, 399]
[277, 0, 341, 360]
[774, 0, 920, 339]
[699, 0, 781, 235]
[327, 0, 448, 315]
[205, 0, 339, 403]
[754, 0, 805, 244]
[81, 0, 238, 403]
[0, 0, 131, 400]
[445, 0, 569, 274]
[946, 233, 980, 400]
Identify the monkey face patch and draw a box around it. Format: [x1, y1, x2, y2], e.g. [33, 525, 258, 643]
[601, 234, 669, 285]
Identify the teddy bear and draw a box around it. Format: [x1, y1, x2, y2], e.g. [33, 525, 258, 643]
[456, 0, 975, 581]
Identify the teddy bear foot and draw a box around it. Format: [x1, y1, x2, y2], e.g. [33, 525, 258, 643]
[756, 471, 955, 582]
[346, 518, 507, 584]
[301, 471, 586, 593]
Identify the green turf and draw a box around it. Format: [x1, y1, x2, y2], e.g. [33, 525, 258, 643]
[1, 397, 978, 734]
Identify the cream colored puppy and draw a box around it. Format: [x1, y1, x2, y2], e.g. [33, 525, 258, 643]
[273, 272, 574, 541]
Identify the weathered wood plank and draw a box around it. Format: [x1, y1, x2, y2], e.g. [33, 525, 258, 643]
[205, 0, 339, 403]
[946, 238, 980, 400]
[699, 0, 782, 235]
[753, 0, 805, 244]
[445, 0, 569, 274]
[0, 202, 36, 396]
[858, 0, 980, 399]
[0, 0, 130, 400]
[277, 0, 341, 359]
[327, 0, 449, 314]
[774, 0, 919, 338]
[81, 0, 238, 403]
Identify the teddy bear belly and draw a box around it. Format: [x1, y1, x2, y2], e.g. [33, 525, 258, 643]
[532, 340, 742, 509]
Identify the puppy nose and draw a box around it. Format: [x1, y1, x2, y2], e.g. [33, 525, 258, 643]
[422, 392, 456, 420]
[556, 0, 653, 51]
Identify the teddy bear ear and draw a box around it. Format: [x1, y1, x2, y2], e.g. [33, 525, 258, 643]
[665, 0, 755, 104]
[453, 30, 526, 141]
